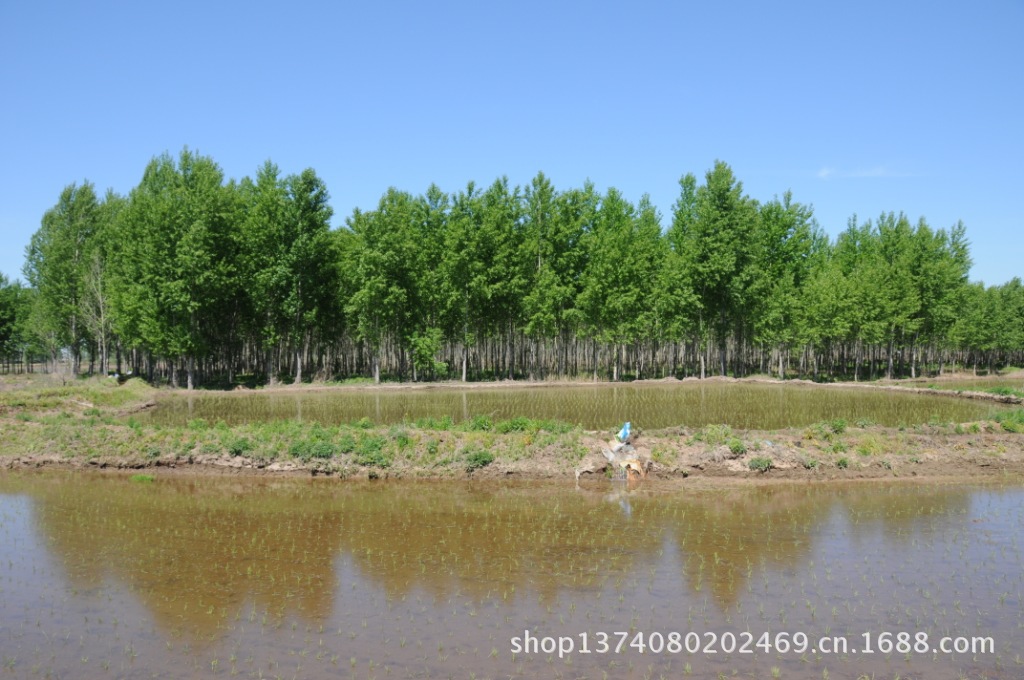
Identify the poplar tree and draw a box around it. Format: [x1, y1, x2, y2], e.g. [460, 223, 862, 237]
[24, 182, 100, 375]
[114, 149, 236, 389]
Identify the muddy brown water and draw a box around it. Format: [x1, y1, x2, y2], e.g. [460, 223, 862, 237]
[141, 382, 1009, 430]
[0, 473, 1020, 679]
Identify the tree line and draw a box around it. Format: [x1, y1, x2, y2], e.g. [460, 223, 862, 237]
[2, 148, 1021, 387]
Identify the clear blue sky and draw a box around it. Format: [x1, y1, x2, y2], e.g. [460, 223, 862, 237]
[2, 0, 1021, 286]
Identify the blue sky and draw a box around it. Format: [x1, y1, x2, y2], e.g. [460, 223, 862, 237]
[2, 0, 1021, 286]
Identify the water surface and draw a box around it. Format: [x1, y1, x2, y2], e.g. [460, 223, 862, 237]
[0, 473, 1020, 679]
[142, 382, 1008, 430]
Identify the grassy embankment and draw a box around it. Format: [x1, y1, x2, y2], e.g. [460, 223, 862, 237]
[0, 377, 588, 476]
[0, 375, 1022, 479]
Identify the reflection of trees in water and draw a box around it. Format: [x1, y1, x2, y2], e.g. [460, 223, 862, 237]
[836, 482, 971, 530]
[330, 481, 666, 603]
[663, 483, 973, 610]
[831, 482, 973, 553]
[24, 475, 977, 644]
[664, 486, 835, 608]
[31, 475, 344, 640]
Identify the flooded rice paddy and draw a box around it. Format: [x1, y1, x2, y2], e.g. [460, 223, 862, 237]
[908, 376, 1024, 394]
[142, 382, 1008, 430]
[0, 473, 1021, 679]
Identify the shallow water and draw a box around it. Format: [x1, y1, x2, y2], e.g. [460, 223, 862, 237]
[916, 376, 1024, 393]
[0, 473, 1020, 679]
[142, 382, 1009, 430]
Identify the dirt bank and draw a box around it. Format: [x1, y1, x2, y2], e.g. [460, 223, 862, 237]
[3, 422, 1022, 485]
[1, 373, 1021, 484]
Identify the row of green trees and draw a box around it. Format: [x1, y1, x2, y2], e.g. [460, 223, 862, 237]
[4, 149, 1021, 387]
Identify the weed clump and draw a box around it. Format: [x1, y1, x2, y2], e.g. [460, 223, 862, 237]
[994, 410, 1024, 433]
[465, 415, 493, 432]
[693, 424, 732, 446]
[495, 416, 530, 433]
[805, 419, 847, 441]
[226, 436, 253, 457]
[747, 456, 772, 473]
[494, 417, 573, 434]
[856, 434, 884, 457]
[388, 426, 412, 449]
[414, 415, 454, 430]
[337, 432, 357, 453]
[827, 441, 848, 454]
[354, 435, 390, 467]
[464, 447, 494, 472]
[987, 386, 1024, 398]
[290, 440, 335, 460]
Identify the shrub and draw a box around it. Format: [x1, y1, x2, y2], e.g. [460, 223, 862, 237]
[994, 410, 1024, 433]
[496, 416, 530, 433]
[694, 424, 732, 446]
[389, 426, 412, 449]
[836, 457, 849, 469]
[227, 437, 253, 457]
[856, 434, 884, 457]
[308, 442, 335, 459]
[727, 438, 747, 456]
[355, 435, 390, 467]
[827, 441, 848, 454]
[651, 445, 672, 465]
[988, 386, 1024, 398]
[337, 432, 357, 453]
[465, 415, 492, 431]
[494, 417, 573, 434]
[747, 456, 773, 473]
[289, 440, 336, 460]
[187, 418, 209, 431]
[414, 415, 454, 430]
[464, 447, 494, 471]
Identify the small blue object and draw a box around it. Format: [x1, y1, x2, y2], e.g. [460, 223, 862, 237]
[616, 421, 631, 443]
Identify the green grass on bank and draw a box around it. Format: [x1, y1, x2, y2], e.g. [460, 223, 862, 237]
[994, 409, 1024, 433]
[0, 380, 588, 473]
[0, 376, 155, 411]
[1, 377, 1022, 475]
[984, 386, 1024, 399]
